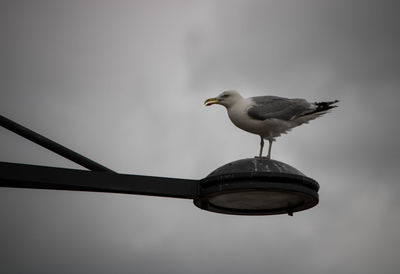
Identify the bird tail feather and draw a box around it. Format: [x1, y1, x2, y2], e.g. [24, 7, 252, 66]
[300, 100, 339, 117]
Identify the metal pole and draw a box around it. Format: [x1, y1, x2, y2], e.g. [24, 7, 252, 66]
[0, 162, 197, 199]
[0, 114, 114, 172]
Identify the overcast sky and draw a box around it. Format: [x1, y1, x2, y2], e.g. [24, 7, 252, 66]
[1, 0, 399, 273]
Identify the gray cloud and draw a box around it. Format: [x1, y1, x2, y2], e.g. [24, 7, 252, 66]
[1, 1, 400, 273]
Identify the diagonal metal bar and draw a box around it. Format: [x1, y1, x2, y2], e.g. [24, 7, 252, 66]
[0, 114, 114, 172]
[0, 115, 198, 200]
[0, 162, 198, 199]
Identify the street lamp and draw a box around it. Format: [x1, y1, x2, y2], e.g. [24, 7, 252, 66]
[195, 158, 318, 215]
[0, 114, 319, 216]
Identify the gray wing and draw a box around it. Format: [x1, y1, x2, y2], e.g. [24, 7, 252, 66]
[247, 96, 312, 121]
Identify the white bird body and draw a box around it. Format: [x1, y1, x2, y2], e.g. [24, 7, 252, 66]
[227, 100, 291, 139]
[205, 90, 338, 159]
[227, 99, 267, 135]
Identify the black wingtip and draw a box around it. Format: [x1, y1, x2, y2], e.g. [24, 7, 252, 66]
[299, 100, 339, 117]
[315, 100, 339, 106]
[315, 100, 339, 110]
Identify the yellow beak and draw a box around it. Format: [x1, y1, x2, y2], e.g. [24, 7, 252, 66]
[204, 97, 219, 106]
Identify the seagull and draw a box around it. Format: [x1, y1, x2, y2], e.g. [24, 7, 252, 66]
[204, 90, 338, 159]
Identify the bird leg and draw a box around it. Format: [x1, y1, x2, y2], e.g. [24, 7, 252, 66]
[259, 136, 264, 157]
[266, 138, 273, 160]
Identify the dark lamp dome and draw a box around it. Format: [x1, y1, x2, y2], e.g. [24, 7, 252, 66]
[194, 158, 319, 216]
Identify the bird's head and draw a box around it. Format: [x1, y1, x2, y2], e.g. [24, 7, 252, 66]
[204, 90, 243, 108]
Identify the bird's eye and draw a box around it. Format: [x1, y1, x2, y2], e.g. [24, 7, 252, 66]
[222, 94, 229, 98]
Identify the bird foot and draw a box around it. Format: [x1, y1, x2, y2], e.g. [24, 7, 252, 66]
[254, 156, 271, 160]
